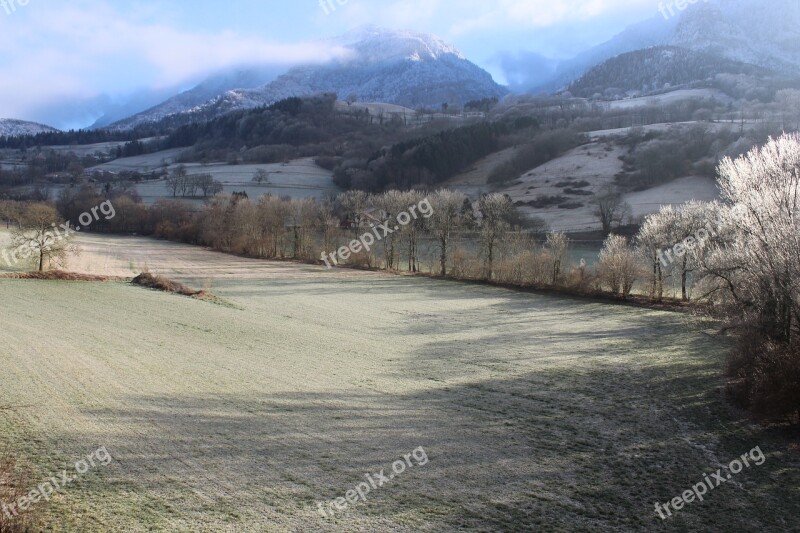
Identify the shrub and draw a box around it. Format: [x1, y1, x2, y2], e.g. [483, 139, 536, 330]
[528, 195, 566, 208]
[727, 335, 800, 422]
[449, 247, 481, 279]
[563, 188, 594, 196]
[597, 235, 640, 298]
[131, 273, 202, 297]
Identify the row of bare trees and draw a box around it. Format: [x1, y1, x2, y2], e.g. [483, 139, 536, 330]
[165, 165, 223, 198]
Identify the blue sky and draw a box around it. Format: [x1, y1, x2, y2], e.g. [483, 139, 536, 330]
[0, 0, 662, 126]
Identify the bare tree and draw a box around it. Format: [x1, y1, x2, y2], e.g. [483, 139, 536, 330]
[318, 199, 340, 260]
[339, 191, 369, 239]
[477, 193, 513, 280]
[374, 190, 406, 270]
[7, 204, 76, 271]
[252, 169, 270, 184]
[427, 189, 467, 276]
[544, 232, 570, 285]
[166, 165, 187, 197]
[592, 186, 630, 234]
[196, 174, 223, 198]
[400, 190, 426, 272]
[598, 234, 639, 298]
[636, 206, 673, 302]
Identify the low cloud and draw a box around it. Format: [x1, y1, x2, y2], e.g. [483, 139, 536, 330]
[0, 1, 351, 124]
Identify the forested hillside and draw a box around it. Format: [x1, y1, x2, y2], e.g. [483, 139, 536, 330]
[569, 46, 770, 98]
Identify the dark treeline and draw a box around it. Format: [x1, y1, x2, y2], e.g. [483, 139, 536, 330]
[0, 125, 165, 150]
[161, 94, 436, 168]
[333, 121, 524, 191]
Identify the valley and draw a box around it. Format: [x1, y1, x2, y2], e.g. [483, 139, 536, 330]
[2, 1, 800, 531]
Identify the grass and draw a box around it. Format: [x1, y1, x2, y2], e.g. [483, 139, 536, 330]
[0, 236, 798, 531]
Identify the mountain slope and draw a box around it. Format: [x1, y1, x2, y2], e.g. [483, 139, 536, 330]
[92, 65, 284, 129]
[0, 119, 59, 137]
[540, 16, 677, 92]
[528, 0, 800, 92]
[670, 0, 800, 75]
[108, 27, 507, 130]
[568, 46, 770, 98]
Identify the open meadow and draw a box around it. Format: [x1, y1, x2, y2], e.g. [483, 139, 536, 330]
[1, 235, 799, 531]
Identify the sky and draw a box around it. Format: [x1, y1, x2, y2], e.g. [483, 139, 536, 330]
[0, 0, 663, 128]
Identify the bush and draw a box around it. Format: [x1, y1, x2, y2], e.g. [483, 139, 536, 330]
[528, 195, 566, 208]
[449, 247, 481, 279]
[563, 188, 594, 196]
[727, 335, 800, 421]
[131, 273, 202, 297]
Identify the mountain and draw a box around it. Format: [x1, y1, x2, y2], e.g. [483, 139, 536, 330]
[670, 0, 800, 75]
[568, 46, 770, 98]
[525, 0, 800, 92]
[0, 119, 59, 137]
[91, 65, 284, 129]
[539, 16, 678, 92]
[107, 27, 508, 130]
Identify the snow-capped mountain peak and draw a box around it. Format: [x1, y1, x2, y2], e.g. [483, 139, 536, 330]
[107, 27, 503, 130]
[332, 25, 466, 61]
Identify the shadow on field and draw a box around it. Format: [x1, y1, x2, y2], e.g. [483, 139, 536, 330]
[74, 321, 799, 532]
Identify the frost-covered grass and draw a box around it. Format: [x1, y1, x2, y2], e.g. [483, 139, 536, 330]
[0, 236, 798, 531]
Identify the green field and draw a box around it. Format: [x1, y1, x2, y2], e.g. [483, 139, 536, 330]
[0, 236, 798, 531]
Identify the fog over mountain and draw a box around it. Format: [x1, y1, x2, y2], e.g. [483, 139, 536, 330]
[3, 0, 799, 130]
[108, 27, 508, 130]
[505, 0, 800, 93]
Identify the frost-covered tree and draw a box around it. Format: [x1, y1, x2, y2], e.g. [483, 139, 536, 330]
[7, 204, 76, 271]
[598, 235, 639, 298]
[700, 133, 800, 342]
[427, 189, 467, 276]
[544, 232, 570, 286]
[477, 193, 513, 280]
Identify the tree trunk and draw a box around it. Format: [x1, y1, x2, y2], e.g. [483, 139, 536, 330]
[440, 236, 448, 277]
[681, 256, 688, 301]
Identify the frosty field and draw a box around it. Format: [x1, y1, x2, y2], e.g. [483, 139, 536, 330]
[1, 236, 799, 531]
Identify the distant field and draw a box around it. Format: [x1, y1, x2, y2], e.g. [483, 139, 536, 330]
[85, 156, 339, 204]
[603, 89, 732, 111]
[496, 141, 625, 232]
[0, 235, 798, 531]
